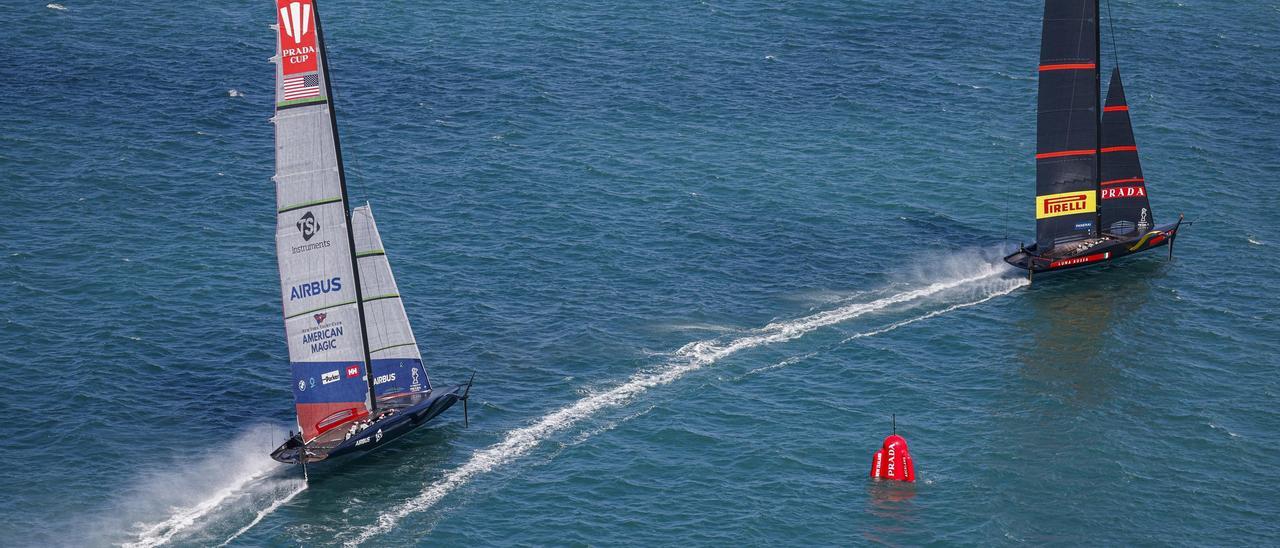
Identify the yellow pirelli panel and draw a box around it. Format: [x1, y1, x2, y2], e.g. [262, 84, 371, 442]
[1035, 190, 1096, 219]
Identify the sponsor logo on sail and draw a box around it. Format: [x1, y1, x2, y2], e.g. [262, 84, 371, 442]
[301, 322, 343, 352]
[373, 373, 396, 385]
[1101, 186, 1147, 200]
[289, 277, 342, 301]
[321, 369, 340, 385]
[296, 211, 320, 241]
[1074, 221, 1093, 231]
[410, 368, 422, 391]
[1035, 191, 1096, 219]
[291, 212, 332, 254]
[313, 313, 327, 324]
[346, 365, 360, 378]
[297, 379, 306, 392]
[277, 1, 318, 75]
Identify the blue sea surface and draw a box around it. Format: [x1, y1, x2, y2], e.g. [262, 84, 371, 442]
[2, 1, 1279, 545]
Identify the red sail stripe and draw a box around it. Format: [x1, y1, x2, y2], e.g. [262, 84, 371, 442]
[1104, 105, 1129, 112]
[1035, 149, 1096, 160]
[1101, 177, 1145, 186]
[1101, 145, 1138, 153]
[1039, 63, 1097, 71]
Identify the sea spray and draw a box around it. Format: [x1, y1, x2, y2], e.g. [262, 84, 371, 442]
[91, 424, 301, 548]
[346, 256, 1020, 545]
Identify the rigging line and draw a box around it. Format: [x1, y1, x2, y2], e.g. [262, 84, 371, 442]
[1106, 0, 1122, 71]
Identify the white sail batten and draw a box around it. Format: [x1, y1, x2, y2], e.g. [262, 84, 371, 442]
[273, 0, 372, 443]
[352, 205, 432, 396]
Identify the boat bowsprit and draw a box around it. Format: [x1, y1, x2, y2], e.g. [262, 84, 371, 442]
[1003, 0, 1185, 278]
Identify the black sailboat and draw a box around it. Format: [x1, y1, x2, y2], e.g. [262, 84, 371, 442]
[1004, 0, 1183, 277]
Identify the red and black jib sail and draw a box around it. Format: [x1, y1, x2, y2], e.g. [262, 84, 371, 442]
[1035, 0, 1099, 250]
[1099, 67, 1154, 235]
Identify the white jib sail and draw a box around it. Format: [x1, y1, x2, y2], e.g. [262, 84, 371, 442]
[352, 204, 432, 398]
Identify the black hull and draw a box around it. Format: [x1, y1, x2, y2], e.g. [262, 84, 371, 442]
[271, 383, 467, 466]
[1004, 217, 1182, 276]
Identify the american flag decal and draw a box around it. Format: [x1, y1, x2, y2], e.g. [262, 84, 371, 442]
[283, 73, 321, 101]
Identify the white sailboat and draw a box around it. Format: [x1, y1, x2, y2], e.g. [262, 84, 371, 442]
[267, 0, 471, 465]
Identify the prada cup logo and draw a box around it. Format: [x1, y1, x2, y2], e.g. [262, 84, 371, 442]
[279, 1, 312, 45]
[296, 211, 320, 241]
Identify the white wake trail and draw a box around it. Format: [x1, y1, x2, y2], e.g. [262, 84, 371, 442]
[217, 480, 307, 547]
[741, 277, 1027, 379]
[114, 426, 296, 548]
[838, 278, 1026, 343]
[123, 469, 274, 548]
[346, 264, 1014, 545]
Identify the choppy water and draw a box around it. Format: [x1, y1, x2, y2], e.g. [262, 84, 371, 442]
[2, 1, 1279, 545]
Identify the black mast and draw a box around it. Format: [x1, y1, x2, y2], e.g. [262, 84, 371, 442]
[1095, 0, 1103, 237]
[312, 0, 379, 413]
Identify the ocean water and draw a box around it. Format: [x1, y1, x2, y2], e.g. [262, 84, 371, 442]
[2, 0, 1279, 545]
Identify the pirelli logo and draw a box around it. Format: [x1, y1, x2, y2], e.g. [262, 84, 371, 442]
[1036, 191, 1096, 219]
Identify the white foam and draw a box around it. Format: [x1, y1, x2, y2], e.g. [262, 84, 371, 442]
[346, 261, 1015, 545]
[228, 89, 245, 98]
[1208, 422, 1241, 438]
[217, 480, 307, 547]
[46, 3, 69, 11]
[112, 425, 295, 548]
[837, 278, 1025, 343]
[740, 277, 1025, 380]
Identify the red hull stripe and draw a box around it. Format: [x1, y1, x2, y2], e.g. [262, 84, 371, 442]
[1102, 145, 1138, 153]
[1104, 105, 1129, 112]
[1036, 149, 1096, 160]
[1039, 63, 1097, 71]
[1101, 177, 1145, 186]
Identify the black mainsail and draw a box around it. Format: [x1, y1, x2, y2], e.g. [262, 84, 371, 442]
[1034, 0, 1100, 250]
[1004, 0, 1183, 276]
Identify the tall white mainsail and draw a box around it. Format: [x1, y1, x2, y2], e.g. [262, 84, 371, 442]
[352, 205, 432, 397]
[273, 0, 373, 443]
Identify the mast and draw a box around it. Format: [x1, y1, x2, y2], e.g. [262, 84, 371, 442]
[312, 0, 378, 412]
[1094, 0, 1103, 237]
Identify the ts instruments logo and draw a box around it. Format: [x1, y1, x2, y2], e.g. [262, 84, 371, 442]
[277, 1, 318, 75]
[1036, 191, 1096, 219]
[296, 211, 320, 241]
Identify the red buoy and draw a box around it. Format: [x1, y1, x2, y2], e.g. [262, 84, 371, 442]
[870, 415, 915, 482]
